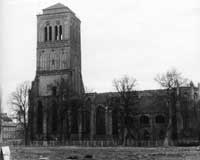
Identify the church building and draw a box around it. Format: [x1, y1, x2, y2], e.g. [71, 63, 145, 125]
[29, 3, 200, 145]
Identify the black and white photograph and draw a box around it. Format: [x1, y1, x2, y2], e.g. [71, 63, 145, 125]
[1, 0, 200, 159]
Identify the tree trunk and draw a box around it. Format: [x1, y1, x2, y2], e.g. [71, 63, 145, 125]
[164, 90, 177, 146]
[23, 111, 28, 145]
[164, 126, 172, 146]
[24, 127, 28, 145]
[164, 114, 174, 146]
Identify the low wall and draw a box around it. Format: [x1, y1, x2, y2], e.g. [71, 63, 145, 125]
[1, 139, 199, 147]
[30, 140, 165, 147]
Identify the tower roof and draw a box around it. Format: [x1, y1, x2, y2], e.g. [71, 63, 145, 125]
[43, 3, 74, 15]
[43, 3, 67, 10]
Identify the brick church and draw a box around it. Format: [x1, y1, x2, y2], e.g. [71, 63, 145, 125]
[28, 3, 200, 145]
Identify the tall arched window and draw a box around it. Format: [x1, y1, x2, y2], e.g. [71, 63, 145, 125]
[49, 26, 52, 41]
[59, 25, 62, 40]
[52, 101, 57, 133]
[82, 99, 91, 135]
[82, 110, 90, 135]
[37, 101, 43, 134]
[55, 26, 58, 40]
[52, 86, 57, 96]
[96, 106, 106, 135]
[71, 107, 78, 134]
[44, 27, 48, 41]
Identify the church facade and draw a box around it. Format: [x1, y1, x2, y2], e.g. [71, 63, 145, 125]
[28, 3, 200, 145]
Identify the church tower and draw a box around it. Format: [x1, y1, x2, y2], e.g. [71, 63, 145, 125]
[29, 3, 84, 142]
[36, 3, 83, 95]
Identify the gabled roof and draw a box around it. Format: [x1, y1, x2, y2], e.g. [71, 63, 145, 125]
[43, 3, 67, 10]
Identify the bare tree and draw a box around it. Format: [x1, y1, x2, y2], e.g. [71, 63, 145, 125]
[113, 75, 138, 145]
[9, 81, 30, 145]
[155, 68, 188, 146]
[155, 68, 188, 89]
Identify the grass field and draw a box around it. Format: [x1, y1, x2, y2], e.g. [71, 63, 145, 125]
[10, 146, 200, 160]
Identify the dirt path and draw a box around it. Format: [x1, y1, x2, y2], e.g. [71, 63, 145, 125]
[11, 146, 200, 160]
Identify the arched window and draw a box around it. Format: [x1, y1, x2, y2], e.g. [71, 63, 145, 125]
[52, 101, 57, 133]
[44, 27, 48, 41]
[49, 26, 52, 41]
[52, 59, 55, 65]
[37, 101, 43, 134]
[96, 106, 106, 135]
[155, 115, 165, 124]
[71, 107, 78, 134]
[140, 115, 149, 124]
[59, 25, 62, 40]
[55, 26, 58, 40]
[82, 110, 90, 135]
[194, 93, 198, 100]
[52, 86, 57, 96]
[82, 99, 91, 135]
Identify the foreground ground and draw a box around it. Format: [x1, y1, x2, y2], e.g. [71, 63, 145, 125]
[11, 146, 200, 160]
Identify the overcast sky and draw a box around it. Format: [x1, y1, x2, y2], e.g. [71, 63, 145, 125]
[1, 0, 200, 113]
